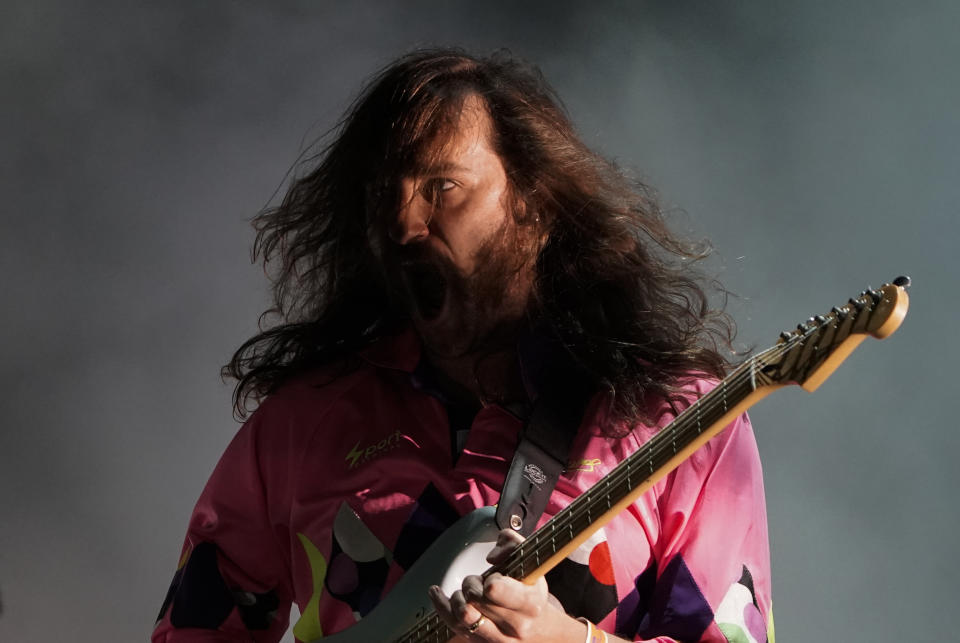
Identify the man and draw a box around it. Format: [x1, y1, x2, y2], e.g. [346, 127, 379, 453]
[154, 49, 772, 642]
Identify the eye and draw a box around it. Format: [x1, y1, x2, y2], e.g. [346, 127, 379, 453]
[420, 178, 457, 204]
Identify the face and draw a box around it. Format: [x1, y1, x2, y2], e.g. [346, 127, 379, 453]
[377, 96, 538, 359]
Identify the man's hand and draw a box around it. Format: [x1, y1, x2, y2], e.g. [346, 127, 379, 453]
[427, 529, 588, 642]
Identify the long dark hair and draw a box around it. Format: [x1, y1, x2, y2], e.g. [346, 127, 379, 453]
[224, 48, 737, 428]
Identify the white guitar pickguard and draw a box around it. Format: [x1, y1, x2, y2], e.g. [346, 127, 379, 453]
[438, 515, 501, 595]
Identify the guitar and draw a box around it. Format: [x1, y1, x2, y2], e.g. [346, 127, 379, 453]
[310, 277, 911, 643]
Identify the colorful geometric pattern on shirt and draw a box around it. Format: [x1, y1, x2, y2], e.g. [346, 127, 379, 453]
[156, 552, 186, 624]
[544, 528, 618, 624]
[156, 567, 183, 623]
[614, 557, 657, 637]
[157, 542, 282, 631]
[618, 554, 714, 641]
[393, 483, 460, 570]
[232, 588, 281, 630]
[319, 486, 459, 619]
[292, 533, 328, 641]
[325, 503, 391, 618]
[716, 565, 767, 643]
[165, 542, 234, 629]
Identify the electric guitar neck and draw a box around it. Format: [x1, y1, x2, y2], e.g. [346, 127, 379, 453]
[317, 277, 910, 643]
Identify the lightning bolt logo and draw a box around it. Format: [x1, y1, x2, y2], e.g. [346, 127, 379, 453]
[345, 440, 364, 468]
[344, 430, 405, 469]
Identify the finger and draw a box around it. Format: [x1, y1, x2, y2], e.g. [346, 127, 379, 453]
[462, 574, 555, 639]
[458, 575, 517, 637]
[482, 573, 548, 612]
[452, 588, 482, 625]
[430, 585, 486, 635]
[462, 575, 541, 643]
[461, 574, 486, 604]
[486, 528, 525, 564]
[428, 584, 454, 619]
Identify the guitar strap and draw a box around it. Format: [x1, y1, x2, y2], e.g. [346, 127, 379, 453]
[495, 336, 594, 537]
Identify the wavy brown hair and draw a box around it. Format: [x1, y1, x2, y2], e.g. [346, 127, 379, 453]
[224, 48, 738, 427]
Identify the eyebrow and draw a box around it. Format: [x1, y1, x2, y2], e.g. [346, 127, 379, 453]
[416, 161, 471, 176]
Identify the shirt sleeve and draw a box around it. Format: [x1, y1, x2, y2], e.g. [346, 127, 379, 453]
[152, 405, 297, 643]
[631, 413, 773, 643]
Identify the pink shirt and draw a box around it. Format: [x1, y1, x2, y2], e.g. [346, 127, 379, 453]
[153, 330, 772, 642]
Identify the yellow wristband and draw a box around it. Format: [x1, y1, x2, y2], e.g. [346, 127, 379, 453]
[577, 617, 608, 643]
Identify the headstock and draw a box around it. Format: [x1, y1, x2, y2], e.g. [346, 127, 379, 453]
[754, 276, 910, 392]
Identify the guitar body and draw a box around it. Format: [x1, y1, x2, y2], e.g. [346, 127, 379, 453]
[311, 506, 500, 643]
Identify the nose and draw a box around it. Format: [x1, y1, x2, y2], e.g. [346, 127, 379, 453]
[389, 191, 431, 245]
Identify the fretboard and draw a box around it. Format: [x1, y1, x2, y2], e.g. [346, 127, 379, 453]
[492, 347, 777, 584]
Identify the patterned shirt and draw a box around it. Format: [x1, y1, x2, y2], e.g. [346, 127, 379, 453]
[153, 329, 773, 642]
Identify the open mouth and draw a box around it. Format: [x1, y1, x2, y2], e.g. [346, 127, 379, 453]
[403, 262, 447, 320]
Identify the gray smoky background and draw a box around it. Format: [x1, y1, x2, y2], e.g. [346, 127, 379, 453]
[1, 2, 956, 642]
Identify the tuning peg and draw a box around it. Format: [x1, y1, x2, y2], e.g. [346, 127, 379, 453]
[831, 306, 848, 319]
[893, 275, 911, 288]
[868, 289, 882, 304]
[814, 315, 828, 324]
[849, 297, 865, 311]
[779, 331, 792, 342]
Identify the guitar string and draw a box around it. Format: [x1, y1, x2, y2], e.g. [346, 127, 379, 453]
[494, 333, 809, 580]
[394, 308, 857, 641]
[499, 361, 758, 578]
[500, 308, 859, 580]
